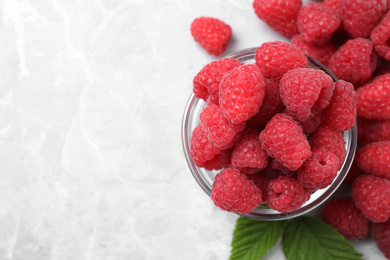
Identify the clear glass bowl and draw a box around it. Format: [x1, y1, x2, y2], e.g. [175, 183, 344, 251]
[182, 47, 358, 221]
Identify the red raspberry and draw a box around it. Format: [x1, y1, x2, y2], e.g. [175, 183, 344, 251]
[219, 64, 266, 125]
[357, 74, 390, 120]
[247, 77, 284, 129]
[291, 34, 337, 67]
[279, 68, 335, 122]
[267, 176, 311, 213]
[309, 123, 346, 170]
[351, 174, 390, 223]
[371, 11, 390, 61]
[259, 113, 312, 171]
[231, 129, 268, 173]
[297, 3, 341, 46]
[200, 104, 246, 148]
[252, 0, 302, 37]
[285, 109, 323, 135]
[211, 168, 262, 215]
[328, 38, 378, 85]
[321, 197, 369, 240]
[357, 117, 390, 146]
[255, 41, 308, 81]
[190, 123, 221, 167]
[322, 0, 340, 14]
[193, 58, 242, 103]
[246, 172, 269, 202]
[322, 80, 357, 131]
[340, 0, 387, 38]
[297, 148, 340, 190]
[190, 17, 232, 56]
[201, 148, 232, 171]
[343, 161, 364, 185]
[371, 220, 390, 259]
[355, 141, 390, 179]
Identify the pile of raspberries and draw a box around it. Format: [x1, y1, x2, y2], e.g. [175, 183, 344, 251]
[190, 0, 390, 258]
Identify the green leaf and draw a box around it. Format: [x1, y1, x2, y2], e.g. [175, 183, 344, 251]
[282, 216, 363, 260]
[230, 217, 287, 260]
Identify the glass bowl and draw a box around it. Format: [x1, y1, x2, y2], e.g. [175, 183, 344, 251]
[182, 47, 358, 221]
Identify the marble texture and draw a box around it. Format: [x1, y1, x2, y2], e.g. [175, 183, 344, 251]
[0, 0, 385, 259]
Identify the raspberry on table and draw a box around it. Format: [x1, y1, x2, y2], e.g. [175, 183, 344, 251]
[211, 168, 262, 215]
[309, 123, 346, 170]
[297, 3, 341, 46]
[219, 64, 266, 125]
[193, 58, 242, 103]
[247, 77, 284, 129]
[322, 80, 357, 131]
[321, 197, 369, 240]
[190, 123, 222, 167]
[297, 148, 340, 190]
[279, 68, 335, 122]
[371, 11, 390, 61]
[267, 176, 311, 213]
[200, 104, 246, 149]
[371, 219, 390, 259]
[351, 174, 390, 223]
[231, 128, 268, 173]
[340, 0, 387, 38]
[255, 41, 308, 81]
[252, 0, 302, 37]
[190, 17, 232, 56]
[201, 148, 232, 171]
[327, 38, 378, 85]
[355, 141, 390, 179]
[357, 74, 390, 120]
[357, 117, 390, 146]
[259, 113, 312, 171]
[291, 34, 337, 67]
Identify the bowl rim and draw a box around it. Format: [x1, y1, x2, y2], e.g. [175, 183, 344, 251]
[181, 47, 357, 220]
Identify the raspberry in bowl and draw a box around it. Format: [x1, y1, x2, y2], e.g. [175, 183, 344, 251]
[182, 44, 357, 221]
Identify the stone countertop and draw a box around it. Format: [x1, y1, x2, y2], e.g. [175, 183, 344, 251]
[0, 0, 385, 259]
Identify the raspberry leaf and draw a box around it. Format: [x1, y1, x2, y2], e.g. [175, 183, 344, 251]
[230, 217, 287, 260]
[282, 216, 363, 260]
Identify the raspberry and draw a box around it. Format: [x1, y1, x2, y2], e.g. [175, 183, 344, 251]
[247, 77, 284, 129]
[309, 123, 346, 170]
[340, 0, 387, 38]
[321, 197, 369, 240]
[355, 141, 390, 179]
[252, 0, 302, 37]
[322, 80, 357, 131]
[190, 17, 232, 56]
[279, 68, 335, 122]
[297, 3, 341, 46]
[297, 148, 340, 190]
[255, 41, 308, 81]
[269, 159, 296, 178]
[343, 161, 364, 185]
[371, 220, 390, 259]
[351, 174, 390, 223]
[201, 148, 232, 171]
[322, 0, 340, 14]
[200, 104, 246, 148]
[267, 176, 311, 213]
[371, 11, 390, 61]
[246, 172, 269, 202]
[284, 109, 323, 135]
[291, 34, 337, 67]
[328, 38, 378, 85]
[193, 58, 242, 103]
[211, 168, 262, 215]
[259, 113, 312, 171]
[190, 123, 221, 167]
[219, 64, 266, 125]
[357, 74, 390, 120]
[231, 129, 268, 173]
[357, 117, 390, 146]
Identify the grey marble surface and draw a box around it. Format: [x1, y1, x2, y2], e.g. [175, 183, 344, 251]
[0, 0, 386, 259]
